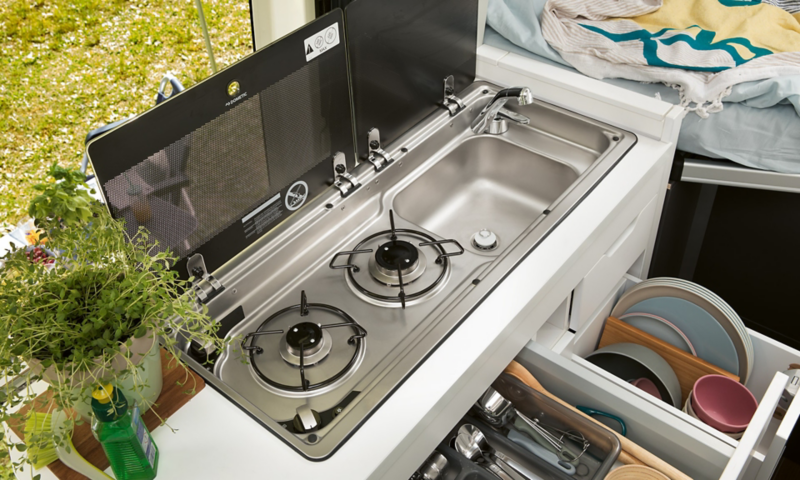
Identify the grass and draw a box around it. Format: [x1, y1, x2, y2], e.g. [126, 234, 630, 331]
[0, 0, 251, 475]
[0, 0, 253, 232]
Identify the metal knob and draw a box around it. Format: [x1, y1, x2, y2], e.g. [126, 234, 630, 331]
[293, 405, 321, 433]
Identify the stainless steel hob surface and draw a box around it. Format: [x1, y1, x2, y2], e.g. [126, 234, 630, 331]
[174, 82, 637, 459]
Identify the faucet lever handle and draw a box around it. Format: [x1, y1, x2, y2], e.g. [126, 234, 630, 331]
[496, 108, 530, 125]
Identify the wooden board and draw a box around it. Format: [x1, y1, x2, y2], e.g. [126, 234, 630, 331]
[9, 349, 205, 480]
[599, 316, 739, 405]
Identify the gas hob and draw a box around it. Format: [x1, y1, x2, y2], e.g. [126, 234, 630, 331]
[211, 209, 480, 456]
[175, 83, 636, 460]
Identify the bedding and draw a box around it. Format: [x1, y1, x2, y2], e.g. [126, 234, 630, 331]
[540, 0, 800, 116]
[486, 0, 800, 174]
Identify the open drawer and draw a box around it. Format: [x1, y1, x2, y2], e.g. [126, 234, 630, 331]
[520, 275, 800, 479]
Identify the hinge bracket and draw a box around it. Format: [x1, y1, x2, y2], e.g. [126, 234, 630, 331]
[187, 254, 225, 304]
[442, 75, 466, 116]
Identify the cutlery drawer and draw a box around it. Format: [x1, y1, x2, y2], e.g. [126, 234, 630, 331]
[530, 275, 800, 479]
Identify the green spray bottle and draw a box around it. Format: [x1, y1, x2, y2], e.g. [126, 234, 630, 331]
[91, 384, 159, 480]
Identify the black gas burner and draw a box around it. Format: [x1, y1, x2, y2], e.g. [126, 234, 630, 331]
[369, 237, 427, 287]
[240, 291, 366, 392]
[285, 322, 324, 356]
[375, 240, 419, 272]
[330, 210, 464, 308]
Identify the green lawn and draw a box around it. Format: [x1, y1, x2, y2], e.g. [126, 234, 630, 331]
[0, 0, 251, 475]
[0, 0, 252, 232]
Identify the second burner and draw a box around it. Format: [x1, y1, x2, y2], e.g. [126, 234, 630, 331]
[280, 322, 333, 367]
[369, 239, 427, 286]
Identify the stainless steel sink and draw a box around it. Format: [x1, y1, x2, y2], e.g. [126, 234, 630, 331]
[394, 136, 579, 255]
[394, 98, 622, 255]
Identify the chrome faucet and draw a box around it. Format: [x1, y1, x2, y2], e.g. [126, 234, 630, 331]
[471, 87, 534, 135]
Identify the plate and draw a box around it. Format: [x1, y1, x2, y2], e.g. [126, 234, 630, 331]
[612, 281, 751, 383]
[661, 278, 753, 379]
[625, 278, 753, 383]
[619, 312, 697, 356]
[617, 297, 739, 376]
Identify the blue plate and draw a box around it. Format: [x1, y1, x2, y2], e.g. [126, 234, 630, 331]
[619, 313, 696, 356]
[624, 297, 739, 375]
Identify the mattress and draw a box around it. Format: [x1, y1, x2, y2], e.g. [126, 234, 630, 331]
[483, 26, 800, 174]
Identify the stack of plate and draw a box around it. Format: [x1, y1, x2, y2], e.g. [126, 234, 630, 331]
[611, 277, 753, 384]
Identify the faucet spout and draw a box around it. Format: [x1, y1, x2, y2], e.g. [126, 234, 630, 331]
[471, 87, 534, 135]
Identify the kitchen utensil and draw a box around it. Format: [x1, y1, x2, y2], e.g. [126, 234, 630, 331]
[476, 387, 585, 463]
[599, 316, 738, 406]
[489, 378, 621, 480]
[493, 451, 543, 480]
[503, 361, 692, 480]
[415, 451, 448, 480]
[586, 343, 682, 408]
[692, 374, 757, 433]
[513, 416, 558, 455]
[476, 387, 515, 427]
[611, 278, 752, 383]
[630, 378, 662, 400]
[605, 464, 670, 480]
[618, 312, 696, 356]
[507, 429, 577, 475]
[515, 414, 588, 464]
[455, 424, 516, 480]
[575, 406, 627, 436]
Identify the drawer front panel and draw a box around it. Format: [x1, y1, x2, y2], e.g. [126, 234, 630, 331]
[571, 194, 658, 332]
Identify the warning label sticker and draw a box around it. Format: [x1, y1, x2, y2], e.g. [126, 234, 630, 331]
[303, 23, 340, 62]
[242, 193, 283, 239]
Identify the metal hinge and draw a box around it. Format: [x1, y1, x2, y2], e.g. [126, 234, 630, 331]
[442, 75, 465, 116]
[187, 254, 225, 304]
[366, 128, 394, 172]
[332, 151, 361, 198]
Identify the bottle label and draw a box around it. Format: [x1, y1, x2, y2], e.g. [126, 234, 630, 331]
[131, 404, 157, 468]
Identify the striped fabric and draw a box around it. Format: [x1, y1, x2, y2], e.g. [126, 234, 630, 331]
[541, 0, 800, 115]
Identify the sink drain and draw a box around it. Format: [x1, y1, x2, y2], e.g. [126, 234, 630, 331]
[472, 229, 499, 251]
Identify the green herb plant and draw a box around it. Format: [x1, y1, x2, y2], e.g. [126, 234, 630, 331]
[1, 166, 230, 476]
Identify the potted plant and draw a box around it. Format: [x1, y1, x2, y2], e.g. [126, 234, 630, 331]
[0, 164, 228, 472]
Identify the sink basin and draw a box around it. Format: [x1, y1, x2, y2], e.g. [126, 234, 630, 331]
[394, 136, 580, 253]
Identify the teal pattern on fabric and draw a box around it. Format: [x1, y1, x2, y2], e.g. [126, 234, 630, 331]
[717, 0, 762, 6]
[580, 24, 772, 71]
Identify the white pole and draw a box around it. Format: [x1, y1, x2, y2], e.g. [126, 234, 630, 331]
[194, 0, 218, 73]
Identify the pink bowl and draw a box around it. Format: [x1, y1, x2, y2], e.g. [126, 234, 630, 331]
[631, 377, 663, 400]
[692, 375, 758, 433]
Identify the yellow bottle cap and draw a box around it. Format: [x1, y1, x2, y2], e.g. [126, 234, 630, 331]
[92, 383, 114, 404]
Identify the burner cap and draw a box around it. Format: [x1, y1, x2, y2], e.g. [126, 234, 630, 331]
[286, 322, 323, 356]
[375, 240, 419, 272]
